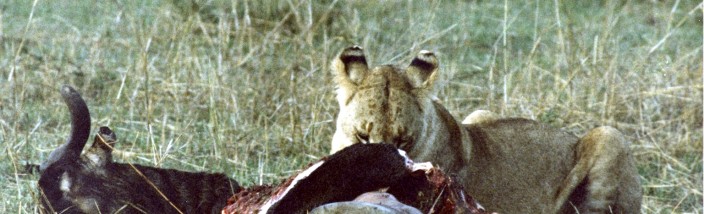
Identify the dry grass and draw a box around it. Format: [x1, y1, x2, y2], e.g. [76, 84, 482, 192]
[0, 0, 701, 213]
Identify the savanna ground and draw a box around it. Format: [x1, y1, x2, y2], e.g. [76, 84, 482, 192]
[0, 0, 701, 213]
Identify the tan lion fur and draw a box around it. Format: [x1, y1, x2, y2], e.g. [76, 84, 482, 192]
[330, 46, 642, 213]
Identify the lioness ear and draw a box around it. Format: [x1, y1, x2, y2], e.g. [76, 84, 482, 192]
[333, 46, 369, 105]
[333, 46, 369, 87]
[406, 50, 439, 89]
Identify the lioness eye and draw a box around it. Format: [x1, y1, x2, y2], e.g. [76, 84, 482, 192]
[356, 133, 370, 144]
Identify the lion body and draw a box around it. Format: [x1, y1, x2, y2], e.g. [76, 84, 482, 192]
[330, 46, 642, 213]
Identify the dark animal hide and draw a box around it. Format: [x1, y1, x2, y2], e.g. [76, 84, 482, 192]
[224, 143, 414, 214]
[312, 161, 493, 214]
[223, 143, 493, 214]
[38, 85, 241, 214]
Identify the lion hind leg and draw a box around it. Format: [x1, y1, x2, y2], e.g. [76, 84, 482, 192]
[552, 151, 592, 213]
[555, 126, 641, 214]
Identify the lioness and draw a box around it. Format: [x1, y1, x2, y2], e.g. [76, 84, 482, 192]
[330, 46, 642, 213]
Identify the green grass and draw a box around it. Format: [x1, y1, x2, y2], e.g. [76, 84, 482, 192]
[1, 0, 701, 213]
